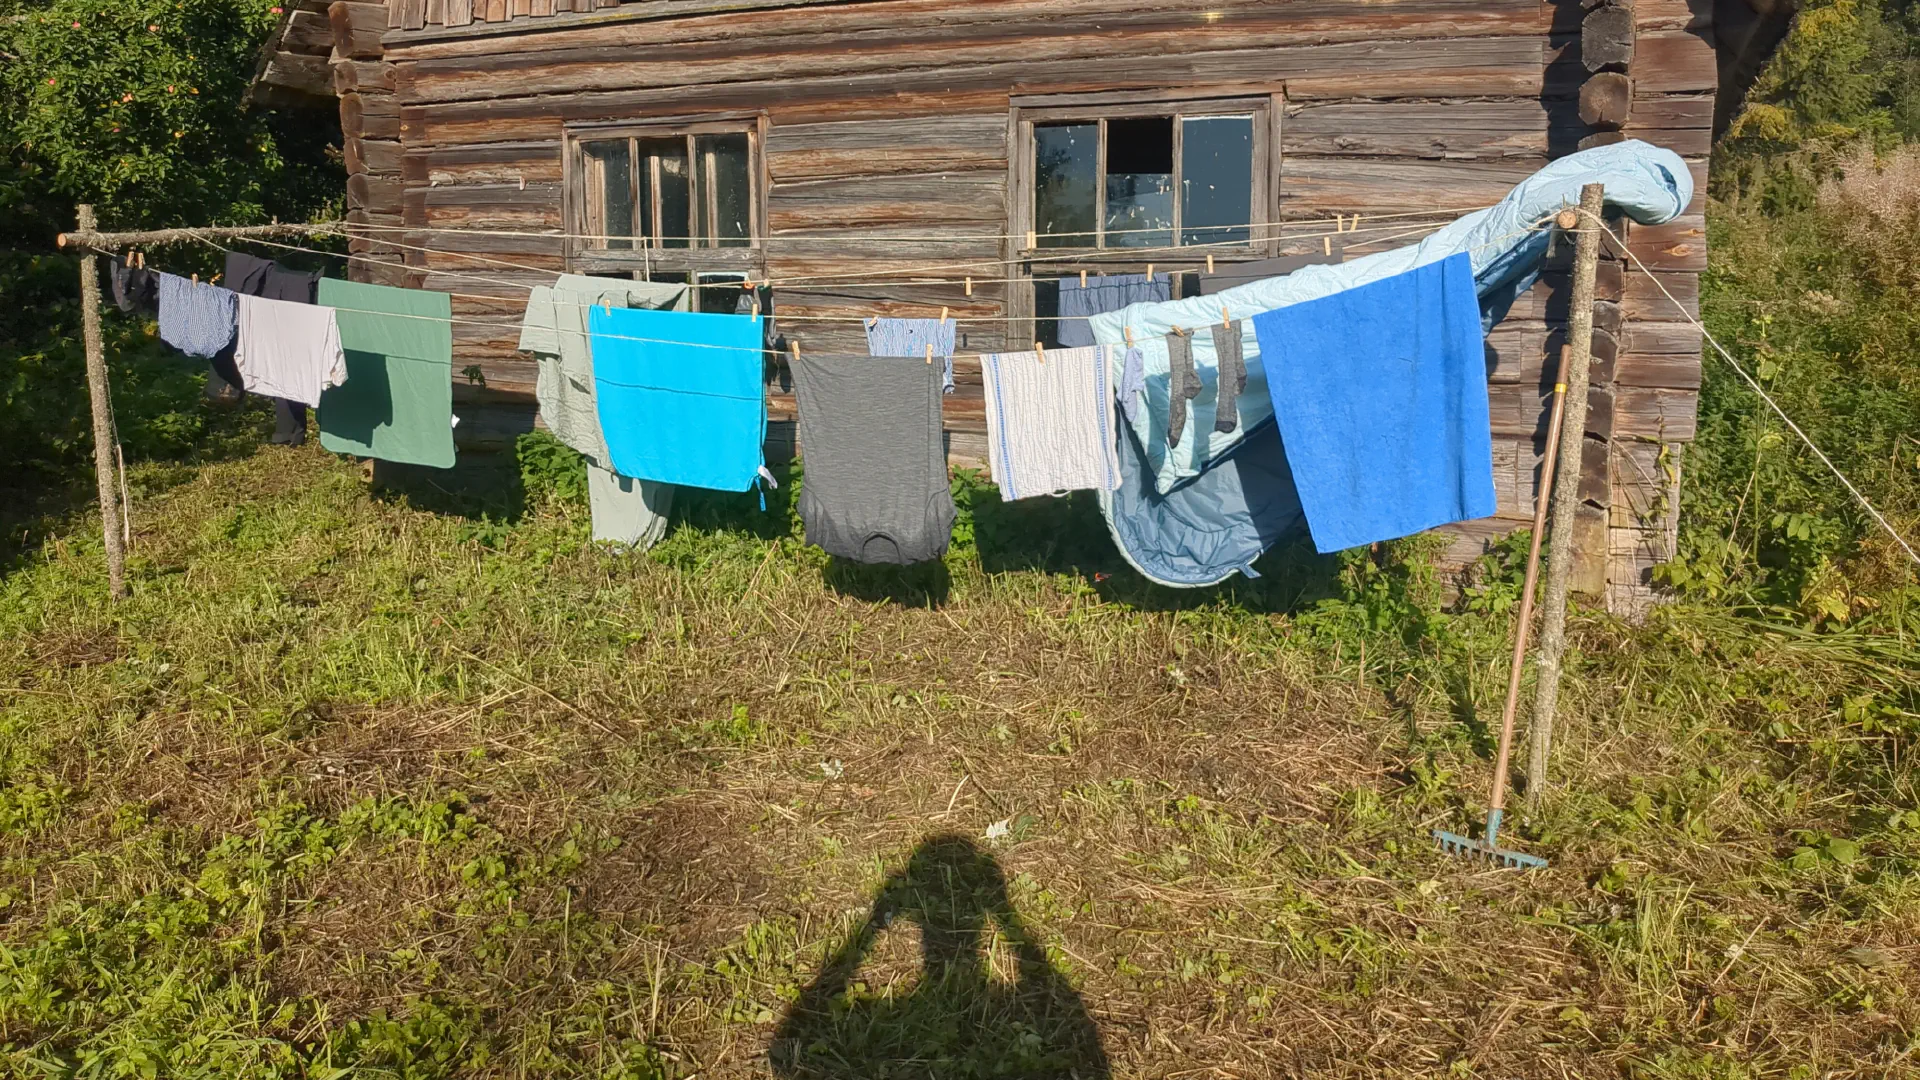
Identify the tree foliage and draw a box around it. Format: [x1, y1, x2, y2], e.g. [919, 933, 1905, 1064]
[0, 0, 341, 483]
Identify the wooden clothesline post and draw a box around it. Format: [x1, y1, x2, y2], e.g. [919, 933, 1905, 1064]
[1527, 182, 1607, 809]
[58, 216, 343, 602]
[74, 204, 129, 600]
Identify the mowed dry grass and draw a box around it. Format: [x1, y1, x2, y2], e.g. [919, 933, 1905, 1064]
[2, 441, 1918, 1079]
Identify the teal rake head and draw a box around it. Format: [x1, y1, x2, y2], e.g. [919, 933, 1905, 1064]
[1434, 809, 1548, 870]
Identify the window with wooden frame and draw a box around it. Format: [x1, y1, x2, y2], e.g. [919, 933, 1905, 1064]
[1014, 97, 1275, 252]
[1009, 95, 1280, 345]
[565, 119, 767, 309]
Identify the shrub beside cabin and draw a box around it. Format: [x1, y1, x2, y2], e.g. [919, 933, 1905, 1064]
[255, 0, 1722, 614]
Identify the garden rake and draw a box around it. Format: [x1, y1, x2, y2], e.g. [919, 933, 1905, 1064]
[1433, 350, 1571, 871]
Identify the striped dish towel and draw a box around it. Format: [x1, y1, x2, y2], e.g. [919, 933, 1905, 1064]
[981, 344, 1122, 501]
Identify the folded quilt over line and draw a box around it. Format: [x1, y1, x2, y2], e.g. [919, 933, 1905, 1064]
[1087, 140, 1696, 496]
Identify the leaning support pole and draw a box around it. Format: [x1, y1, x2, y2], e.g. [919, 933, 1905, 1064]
[1527, 183, 1606, 807]
[75, 204, 129, 601]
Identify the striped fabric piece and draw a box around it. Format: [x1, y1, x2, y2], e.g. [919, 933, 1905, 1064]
[981, 345, 1122, 502]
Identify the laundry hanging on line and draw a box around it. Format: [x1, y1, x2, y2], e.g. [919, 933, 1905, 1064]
[1088, 139, 1697, 498]
[1196, 248, 1344, 296]
[225, 251, 320, 304]
[1254, 253, 1494, 554]
[233, 293, 347, 409]
[981, 345, 1121, 502]
[1056, 273, 1170, 349]
[157, 272, 237, 360]
[227, 251, 325, 443]
[791, 352, 955, 565]
[864, 317, 957, 395]
[1095, 141, 1695, 587]
[520, 275, 688, 549]
[106, 256, 158, 315]
[589, 306, 769, 495]
[316, 278, 458, 471]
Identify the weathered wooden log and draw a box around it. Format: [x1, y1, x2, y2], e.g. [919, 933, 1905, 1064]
[333, 59, 397, 94]
[1579, 71, 1634, 128]
[328, 1, 387, 59]
[259, 52, 334, 97]
[1578, 130, 1628, 150]
[1582, 4, 1637, 71]
[281, 10, 336, 53]
[341, 92, 401, 140]
[347, 172, 406, 213]
[344, 137, 405, 176]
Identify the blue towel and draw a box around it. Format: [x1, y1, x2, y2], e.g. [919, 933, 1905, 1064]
[1251, 253, 1494, 554]
[157, 273, 238, 359]
[589, 307, 767, 492]
[1057, 273, 1170, 348]
[864, 318, 956, 394]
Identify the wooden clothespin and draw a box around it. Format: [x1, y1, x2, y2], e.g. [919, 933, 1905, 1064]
[750, 294, 761, 317]
[1206, 253, 1215, 274]
[790, 340, 800, 363]
[1221, 305, 1232, 329]
[210, 273, 221, 285]
[939, 306, 949, 324]
[1124, 326, 1135, 349]
[926, 343, 935, 366]
[602, 298, 612, 315]
[1324, 235, 1333, 257]
[964, 277, 973, 297]
[191, 273, 198, 284]
[1349, 214, 1362, 232]
[867, 316, 878, 330]
[1027, 230, 1038, 250]
[1079, 269, 1088, 287]
[1034, 341, 1044, 364]
[1145, 263, 1154, 282]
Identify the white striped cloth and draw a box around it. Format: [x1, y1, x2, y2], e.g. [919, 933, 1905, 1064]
[981, 344, 1122, 501]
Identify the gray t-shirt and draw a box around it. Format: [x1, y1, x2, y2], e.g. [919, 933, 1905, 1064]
[791, 354, 955, 565]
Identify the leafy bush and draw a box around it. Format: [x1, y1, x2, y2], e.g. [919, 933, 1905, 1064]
[1668, 0, 1920, 624]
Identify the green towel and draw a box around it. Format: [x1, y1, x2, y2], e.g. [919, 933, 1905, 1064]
[317, 278, 456, 469]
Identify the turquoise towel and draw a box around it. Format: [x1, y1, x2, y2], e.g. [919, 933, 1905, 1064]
[589, 307, 767, 492]
[1251, 253, 1494, 554]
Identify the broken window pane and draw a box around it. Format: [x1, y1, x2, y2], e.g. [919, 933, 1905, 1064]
[1034, 123, 1097, 248]
[1105, 116, 1174, 249]
[584, 139, 634, 250]
[1181, 115, 1254, 245]
[696, 133, 753, 248]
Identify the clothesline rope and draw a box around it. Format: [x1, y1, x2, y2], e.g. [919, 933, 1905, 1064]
[157, 219, 1556, 359]
[305, 214, 1464, 293]
[214, 217, 1457, 313]
[1584, 208, 1920, 570]
[332, 204, 1494, 246]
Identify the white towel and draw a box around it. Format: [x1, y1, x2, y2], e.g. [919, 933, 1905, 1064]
[981, 345, 1122, 501]
[233, 293, 346, 407]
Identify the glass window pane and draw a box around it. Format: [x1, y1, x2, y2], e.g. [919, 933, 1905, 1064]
[1033, 278, 1063, 349]
[640, 138, 691, 249]
[583, 139, 633, 250]
[1034, 123, 1097, 248]
[695, 133, 753, 248]
[1105, 116, 1174, 249]
[1181, 115, 1254, 246]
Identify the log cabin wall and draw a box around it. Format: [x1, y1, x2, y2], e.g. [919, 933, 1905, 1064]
[353, 0, 1715, 614]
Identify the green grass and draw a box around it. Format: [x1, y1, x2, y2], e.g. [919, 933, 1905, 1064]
[2, 434, 1917, 1079]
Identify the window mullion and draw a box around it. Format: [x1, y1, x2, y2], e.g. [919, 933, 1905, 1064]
[1094, 118, 1108, 251]
[1171, 113, 1184, 249]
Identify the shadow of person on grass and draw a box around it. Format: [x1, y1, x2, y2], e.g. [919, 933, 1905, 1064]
[770, 835, 1110, 1080]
